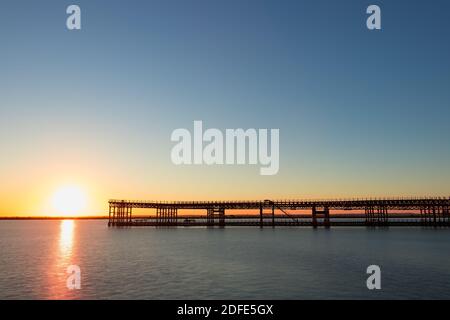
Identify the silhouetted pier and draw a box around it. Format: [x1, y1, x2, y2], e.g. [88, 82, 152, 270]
[108, 198, 450, 228]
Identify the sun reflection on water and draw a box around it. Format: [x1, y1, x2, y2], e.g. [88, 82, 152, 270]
[59, 220, 74, 259]
[47, 220, 77, 299]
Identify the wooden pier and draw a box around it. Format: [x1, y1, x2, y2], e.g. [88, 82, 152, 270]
[108, 197, 450, 228]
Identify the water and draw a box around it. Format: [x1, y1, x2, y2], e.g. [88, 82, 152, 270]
[1, 220, 450, 299]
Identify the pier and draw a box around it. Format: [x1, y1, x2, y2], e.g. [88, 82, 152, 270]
[108, 197, 450, 228]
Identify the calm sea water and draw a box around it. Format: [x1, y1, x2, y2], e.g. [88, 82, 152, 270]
[1, 220, 450, 299]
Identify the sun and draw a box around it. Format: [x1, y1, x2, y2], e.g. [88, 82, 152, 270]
[52, 186, 87, 216]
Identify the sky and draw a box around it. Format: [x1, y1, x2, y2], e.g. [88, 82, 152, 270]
[1, 0, 450, 216]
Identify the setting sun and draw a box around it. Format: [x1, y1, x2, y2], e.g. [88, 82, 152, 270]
[52, 186, 87, 216]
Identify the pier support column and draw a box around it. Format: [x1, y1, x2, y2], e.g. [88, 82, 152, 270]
[259, 204, 263, 228]
[443, 206, 450, 226]
[312, 206, 330, 228]
[108, 204, 112, 227]
[365, 206, 388, 227]
[123, 205, 131, 224]
[207, 208, 214, 227]
[173, 208, 178, 225]
[116, 205, 122, 226]
[423, 207, 427, 226]
[206, 207, 225, 227]
[324, 207, 330, 228]
[422, 205, 436, 227]
[115, 201, 127, 226]
[312, 206, 318, 228]
[434, 206, 447, 227]
[433, 206, 437, 226]
[425, 206, 431, 226]
[366, 206, 377, 226]
[421, 205, 435, 227]
[377, 206, 388, 226]
[157, 207, 177, 226]
[115, 205, 119, 225]
[260, 201, 275, 228]
[156, 207, 161, 224]
[218, 207, 225, 228]
[272, 203, 275, 228]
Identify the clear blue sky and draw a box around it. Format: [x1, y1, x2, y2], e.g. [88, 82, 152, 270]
[1, 0, 449, 214]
